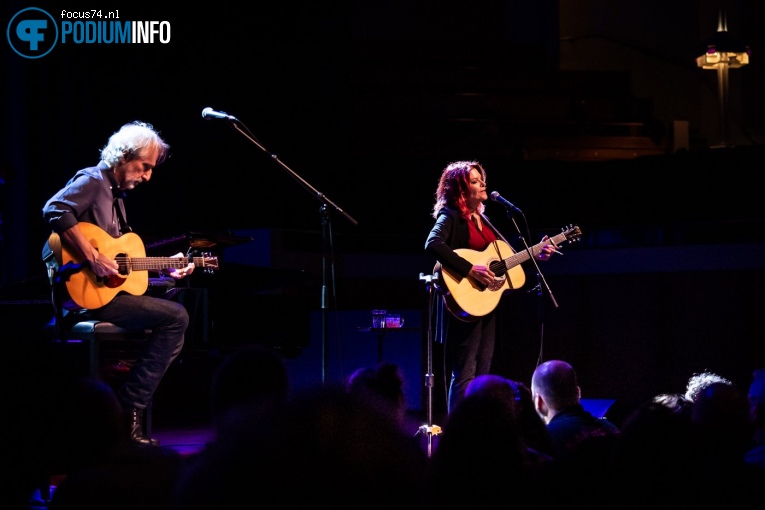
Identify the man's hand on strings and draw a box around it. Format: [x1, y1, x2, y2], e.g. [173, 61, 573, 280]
[164, 252, 195, 279]
[89, 251, 120, 277]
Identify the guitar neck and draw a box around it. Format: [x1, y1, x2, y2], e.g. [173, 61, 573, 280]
[502, 231, 569, 270]
[118, 256, 205, 271]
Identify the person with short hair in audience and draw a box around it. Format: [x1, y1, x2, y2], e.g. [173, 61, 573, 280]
[530, 360, 620, 457]
[530, 359, 620, 504]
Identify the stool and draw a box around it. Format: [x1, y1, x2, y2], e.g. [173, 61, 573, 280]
[46, 317, 154, 430]
[39, 317, 153, 505]
[68, 320, 152, 379]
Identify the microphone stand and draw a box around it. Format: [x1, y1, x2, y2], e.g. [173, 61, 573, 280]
[503, 209, 557, 309]
[503, 208, 557, 366]
[417, 271, 442, 457]
[227, 119, 358, 385]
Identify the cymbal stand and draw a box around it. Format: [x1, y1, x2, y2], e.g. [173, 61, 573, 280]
[417, 272, 442, 457]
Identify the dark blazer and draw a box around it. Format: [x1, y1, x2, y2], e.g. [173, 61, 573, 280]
[425, 206, 504, 278]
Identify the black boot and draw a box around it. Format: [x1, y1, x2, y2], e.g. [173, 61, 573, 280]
[127, 407, 159, 447]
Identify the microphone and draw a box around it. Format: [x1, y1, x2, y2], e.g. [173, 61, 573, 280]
[201, 107, 238, 121]
[490, 191, 522, 213]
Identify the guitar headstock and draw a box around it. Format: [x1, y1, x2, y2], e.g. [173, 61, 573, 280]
[562, 224, 582, 243]
[194, 253, 219, 273]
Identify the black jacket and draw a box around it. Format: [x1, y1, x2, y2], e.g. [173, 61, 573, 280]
[425, 206, 504, 278]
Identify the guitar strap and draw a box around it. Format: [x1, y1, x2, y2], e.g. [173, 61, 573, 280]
[115, 195, 133, 235]
[479, 214, 510, 245]
[482, 214, 512, 273]
[490, 240, 502, 259]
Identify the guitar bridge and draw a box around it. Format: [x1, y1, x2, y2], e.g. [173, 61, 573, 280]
[486, 278, 505, 291]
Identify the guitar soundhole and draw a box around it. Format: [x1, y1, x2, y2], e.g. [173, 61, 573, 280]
[484, 260, 506, 291]
[103, 274, 126, 289]
[116, 253, 129, 276]
[489, 260, 506, 277]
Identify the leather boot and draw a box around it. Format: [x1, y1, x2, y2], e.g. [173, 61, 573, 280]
[127, 407, 159, 447]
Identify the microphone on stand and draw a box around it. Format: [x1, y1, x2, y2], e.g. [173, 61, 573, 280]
[201, 107, 238, 121]
[490, 191, 522, 213]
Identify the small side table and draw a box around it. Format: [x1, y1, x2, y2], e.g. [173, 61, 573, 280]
[358, 326, 421, 363]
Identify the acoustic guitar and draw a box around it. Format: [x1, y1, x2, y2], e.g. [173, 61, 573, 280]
[46, 222, 219, 310]
[434, 225, 581, 321]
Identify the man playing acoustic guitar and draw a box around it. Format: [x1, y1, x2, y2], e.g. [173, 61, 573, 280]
[42, 121, 195, 446]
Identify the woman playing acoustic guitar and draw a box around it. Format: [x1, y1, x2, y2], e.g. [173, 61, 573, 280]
[425, 160, 558, 414]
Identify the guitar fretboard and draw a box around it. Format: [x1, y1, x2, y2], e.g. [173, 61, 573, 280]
[115, 257, 210, 271]
[495, 230, 574, 273]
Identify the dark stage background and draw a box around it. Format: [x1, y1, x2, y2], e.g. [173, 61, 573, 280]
[3, 1, 765, 421]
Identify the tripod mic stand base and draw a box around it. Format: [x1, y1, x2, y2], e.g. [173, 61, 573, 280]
[417, 423, 442, 457]
[417, 424, 442, 436]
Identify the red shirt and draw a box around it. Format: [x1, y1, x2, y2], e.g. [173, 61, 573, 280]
[467, 215, 498, 251]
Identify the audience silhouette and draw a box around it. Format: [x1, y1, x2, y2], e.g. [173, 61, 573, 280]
[745, 367, 765, 470]
[208, 344, 290, 437]
[688, 379, 765, 505]
[609, 391, 697, 507]
[170, 345, 292, 507]
[17, 343, 765, 510]
[346, 361, 411, 432]
[465, 374, 555, 459]
[530, 360, 620, 505]
[44, 377, 184, 510]
[171, 383, 430, 509]
[429, 390, 547, 508]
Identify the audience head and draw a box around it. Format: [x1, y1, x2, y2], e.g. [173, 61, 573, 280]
[530, 360, 581, 424]
[610, 393, 697, 506]
[209, 345, 289, 433]
[652, 392, 693, 414]
[45, 376, 126, 475]
[748, 368, 765, 429]
[466, 374, 517, 404]
[346, 361, 408, 427]
[618, 394, 695, 464]
[467, 374, 554, 455]
[684, 371, 732, 402]
[430, 391, 528, 507]
[745, 368, 765, 471]
[688, 380, 762, 506]
[691, 380, 752, 466]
